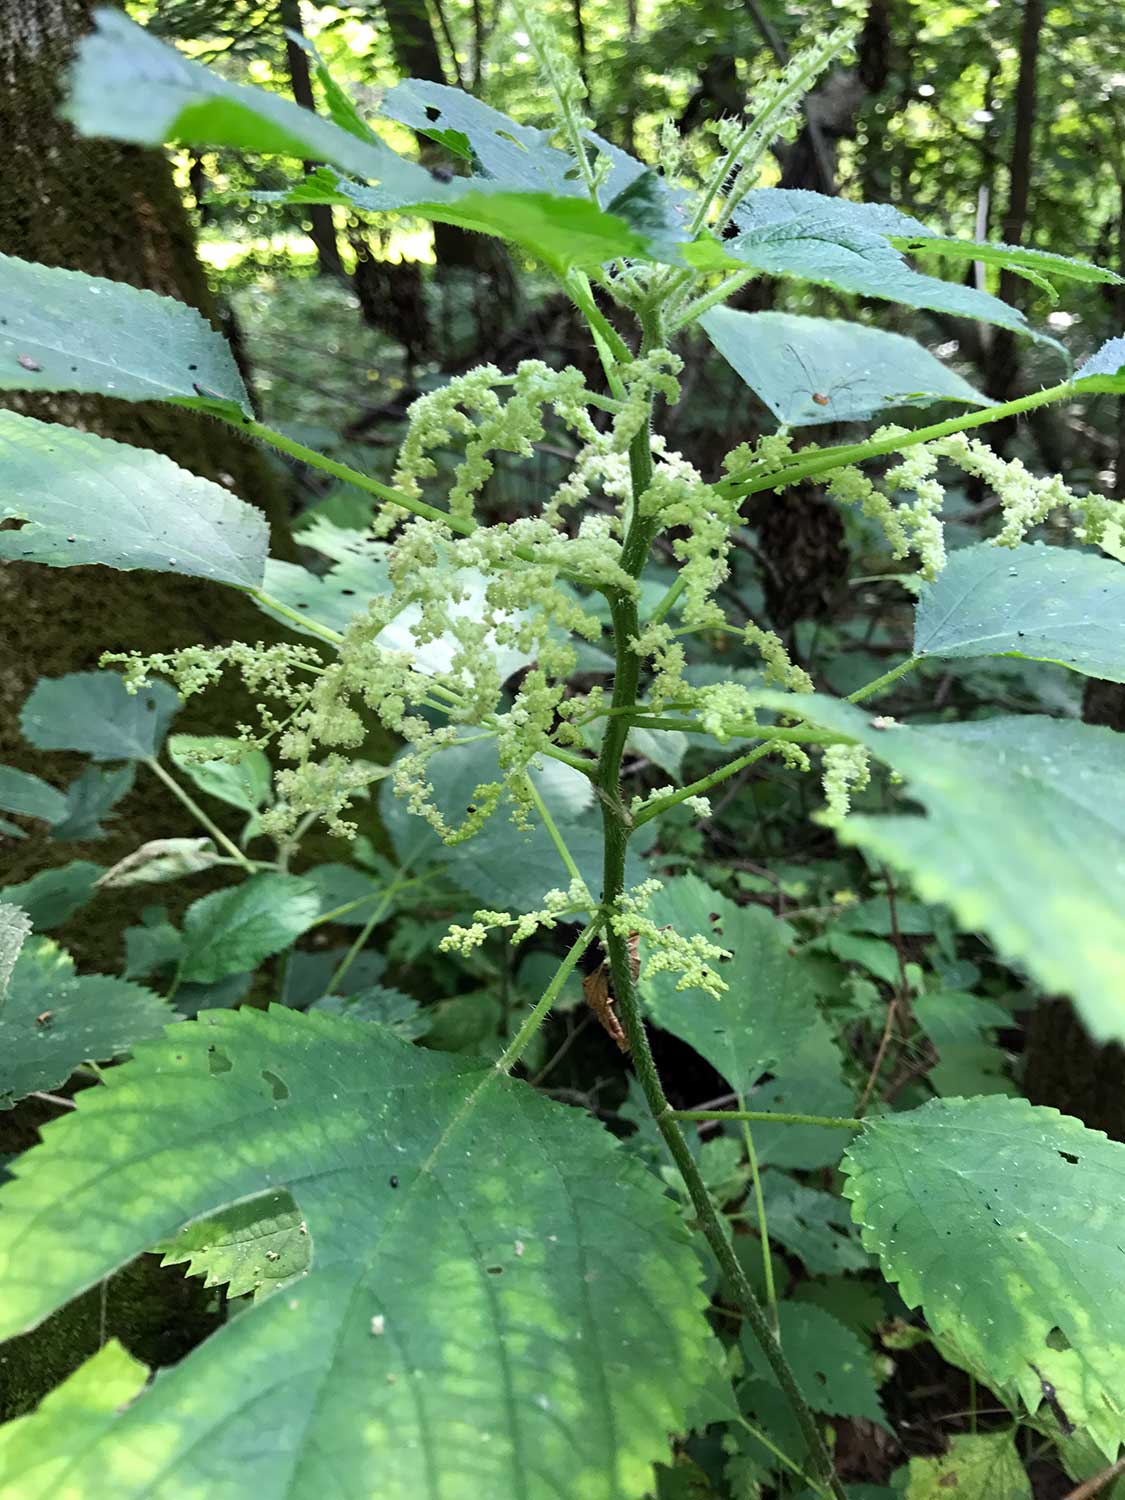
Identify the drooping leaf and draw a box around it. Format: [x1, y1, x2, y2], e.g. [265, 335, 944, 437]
[0, 862, 102, 931]
[167, 735, 272, 814]
[760, 1175, 871, 1276]
[66, 13, 662, 273]
[96, 837, 221, 889]
[914, 543, 1125, 681]
[0, 1005, 711, 1497]
[0, 766, 67, 826]
[757, 692, 1125, 1044]
[20, 671, 179, 763]
[638, 874, 834, 1094]
[700, 308, 991, 427]
[49, 765, 136, 842]
[0, 936, 174, 1108]
[0, 251, 247, 416]
[740, 1301, 887, 1428]
[0, 1341, 150, 1500]
[0, 414, 269, 587]
[903, 1432, 1030, 1500]
[691, 189, 1046, 338]
[158, 1188, 309, 1300]
[843, 1094, 1125, 1455]
[0, 904, 31, 1010]
[178, 873, 321, 983]
[1073, 335, 1125, 393]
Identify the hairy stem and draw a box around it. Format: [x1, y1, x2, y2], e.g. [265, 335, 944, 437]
[143, 757, 253, 871]
[593, 321, 845, 1499]
[495, 921, 600, 1074]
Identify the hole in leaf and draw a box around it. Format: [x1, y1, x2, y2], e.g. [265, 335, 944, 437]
[486, 1265, 504, 1275]
[207, 1046, 232, 1075]
[1057, 1150, 1079, 1165]
[262, 1069, 289, 1100]
[424, 104, 442, 122]
[1046, 1327, 1071, 1351]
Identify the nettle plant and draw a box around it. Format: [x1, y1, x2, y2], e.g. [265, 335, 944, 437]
[2, 9, 1125, 1499]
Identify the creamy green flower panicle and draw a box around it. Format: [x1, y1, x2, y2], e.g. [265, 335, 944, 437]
[439, 878, 596, 955]
[612, 880, 731, 997]
[820, 744, 872, 827]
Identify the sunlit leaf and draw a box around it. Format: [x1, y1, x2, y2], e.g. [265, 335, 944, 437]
[157, 1188, 308, 1300]
[902, 1432, 1030, 1500]
[843, 1095, 1125, 1455]
[167, 735, 272, 815]
[0, 1006, 711, 1497]
[1072, 334, 1125, 393]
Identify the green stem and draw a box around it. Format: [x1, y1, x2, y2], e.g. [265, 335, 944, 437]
[325, 873, 408, 994]
[672, 1109, 863, 1129]
[593, 311, 845, 1500]
[495, 922, 600, 1075]
[143, 757, 253, 870]
[564, 271, 630, 395]
[647, 572, 686, 626]
[632, 729, 842, 829]
[524, 773, 585, 886]
[247, 588, 346, 646]
[737, 1095, 778, 1334]
[847, 655, 920, 704]
[669, 269, 759, 332]
[734, 1414, 834, 1500]
[721, 381, 1074, 502]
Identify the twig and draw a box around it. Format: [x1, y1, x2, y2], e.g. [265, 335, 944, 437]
[1062, 1458, 1125, 1500]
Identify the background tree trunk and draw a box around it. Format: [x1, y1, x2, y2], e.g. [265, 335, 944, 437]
[279, 0, 346, 278]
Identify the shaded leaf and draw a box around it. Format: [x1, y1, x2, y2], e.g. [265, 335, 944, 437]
[0, 766, 67, 826]
[0, 862, 102, 931]
[310, 984, 430, 1039]
[49, 765, 135, 842]
[639, 874, 833, 1093]
[701, 308, 990, 427]
[914, 543, 1125, 681]
[757, 692, 1125, 1044]
[179, 873, 321, 983]
[843, 1095, 1125, 1455]
[914, 991, 1014, 1097]
[21, 671, 179, 763]
[761, 1175, 871, 1276]
[0, 413, 269, 587]
[0, 937, 174, 1107]
[0, 251, 247, 417]
[740, 1301, 887, 1427]
[0, 1006, 711, 1497]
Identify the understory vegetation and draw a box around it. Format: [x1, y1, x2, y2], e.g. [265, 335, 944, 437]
[1, 3, 1124, 1498]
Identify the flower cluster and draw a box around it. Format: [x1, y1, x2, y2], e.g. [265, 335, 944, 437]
[438, 878, 595, 955]
[820, 744, 872, 826]
[610, 880, 731, 998]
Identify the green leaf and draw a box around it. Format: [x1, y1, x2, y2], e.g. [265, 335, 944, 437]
[903, 1432, 1030, 1500]
[0, 1340, 150, 1500]
[740, 1301, 887, 1427]
[179, 873, 321, 983]
[20, 671, 179, 763]
[0, 862, 102, 931]
[692, 190, 1042, 337]
[1073, 335, 1125, 393]
[0, 251, 247, 416]
[310, 985, 430, 1039]
[0, 937, 174, 1108]
[49, 765, 135, 842]
[302, 862, 386, 926]
[68, 14, 658, 274]
[0, 904, 32, 1010]
[158, 1188, 308, 1300]
[0, 1006, 711, 1497]
[914, 991, 1014, 1097]
[0, 767, 67, 825]
[758, 692, 1125, 1044]
[749, 1028, 855, 1170]
[914, 543, 1125, 681]
[0, 413, 269, 587]
[843, 1094, 1125, 1455]
[639, 874, 834, 1094]
[700, 308, 991, 428]
[760, 1175, 870, 1276]
[167, 735, 272, 814]
[892, 233, 1121, 287]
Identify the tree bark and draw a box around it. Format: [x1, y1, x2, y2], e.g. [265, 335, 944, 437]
[279, 0, 346, 278]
